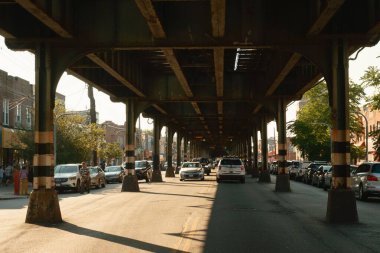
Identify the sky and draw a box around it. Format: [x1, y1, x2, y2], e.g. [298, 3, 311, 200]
[0, 36, 379, 134]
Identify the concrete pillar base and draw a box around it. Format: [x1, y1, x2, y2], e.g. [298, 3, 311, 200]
[326, 188, 358, 223]
[151, 170, 163, 182]
[25, 188, 62, 224]
[258, 170, 271, 183]
[251, 167, 260, 178]
[275, 174, 291, 192]
[165, 167, 175, 177]
[121, 175, 140, 192]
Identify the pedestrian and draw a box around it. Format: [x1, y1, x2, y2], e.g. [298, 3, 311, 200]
[4, 164, 12, 186]
[19, 165, 29, 195]
[0, 166, 4, 187]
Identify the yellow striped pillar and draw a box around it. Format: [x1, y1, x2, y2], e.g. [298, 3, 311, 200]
[121, 99, 139, 192]
[275, 98, 290, 192]
[259, 118, 271, 183]
[325, 39, 358, 223]
[151, 117, 163, 182]
[26, 44, 62, 224]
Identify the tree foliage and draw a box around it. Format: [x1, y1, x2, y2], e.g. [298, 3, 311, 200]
[98, 142, 123, 165]
[287, 80, 365, 161]
[361, 66, 380, 160]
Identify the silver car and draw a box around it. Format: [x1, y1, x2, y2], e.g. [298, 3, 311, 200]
[54, 164, 81, 192]
[89, 166, 106, 189]
[216, 157, 246, 183]
[179, 162, 204, 181]
[352, 162, 380, 200]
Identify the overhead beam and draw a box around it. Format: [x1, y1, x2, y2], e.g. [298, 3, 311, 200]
[211, 0, 226, 38]
[307, 0, 346, 35]
[265, 53, 302, 96]
[15, 0, 72, 38]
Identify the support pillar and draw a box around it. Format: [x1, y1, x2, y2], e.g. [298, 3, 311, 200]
[259, 118, 271, 183]
[121, 99, 139, 192]
[176, 134, 182, 173]
[26, 44, 62, 224]
[151, 117, 163, 182]
[326, 40, 358, 223]
[247, 136, 252, 175]
[165, 128, 175, 177]
[252, 126, 259, 177]
[184, 137, 188, 162]
[275, 98, 291, 192]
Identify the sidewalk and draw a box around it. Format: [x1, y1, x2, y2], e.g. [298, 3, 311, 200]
[0, 181, 32, 200]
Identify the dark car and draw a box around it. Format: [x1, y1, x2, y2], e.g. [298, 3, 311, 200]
[134, 160, 153, 182]
[311, 165, 332, 188]
[304, 161, 329, 184]
[104, 165, 124, 183]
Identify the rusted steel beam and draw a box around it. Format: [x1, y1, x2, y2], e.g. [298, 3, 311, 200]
[15, 0, 72, 38]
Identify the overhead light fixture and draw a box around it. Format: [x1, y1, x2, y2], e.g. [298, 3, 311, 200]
[234, 48, 241, 71]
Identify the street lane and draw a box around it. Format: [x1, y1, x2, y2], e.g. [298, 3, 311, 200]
[0, 172, 380, 253]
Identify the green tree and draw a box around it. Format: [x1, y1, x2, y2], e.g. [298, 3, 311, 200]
[288, 80, 365, 161]
[361, 66, 380, 160]
[98, 142, 123, 165]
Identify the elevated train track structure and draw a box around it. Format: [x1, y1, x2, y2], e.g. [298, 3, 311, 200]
[0, 0, 379, 224]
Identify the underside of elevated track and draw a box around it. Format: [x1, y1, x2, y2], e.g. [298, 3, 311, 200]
[1, 0, 380, 224]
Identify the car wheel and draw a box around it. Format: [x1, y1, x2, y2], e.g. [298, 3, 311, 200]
[179, 179, 183, 181]
[216, 178, 220, 183]
[102, 179, 106, 188]
[359, 184, 368, 201]
[207, 172, 210, 176]
[201, 177, 205, 181]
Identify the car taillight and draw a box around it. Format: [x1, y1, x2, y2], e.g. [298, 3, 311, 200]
[367, 175, 378, 181]
[241, 165, 245, 171]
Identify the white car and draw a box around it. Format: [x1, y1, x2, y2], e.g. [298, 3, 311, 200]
[179, 162, 204, 181]
[216, 157, 246, 183]
[54, 164, 82, 192]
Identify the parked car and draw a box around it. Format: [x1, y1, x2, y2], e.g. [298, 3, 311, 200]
[352, 162, 380, 200]
[179, 162, 204, 181]
[135, 160, 153, 182]
[54, 163, 82, 193]
[288, 160, 301, 180]
[89, 166, 106, 188]
[104, 165, 124, 183]
[312, 165, 332, 188]
[304, 161, 329, 184]
[296, 161, 311, 181]
[216, 157, 246, 183]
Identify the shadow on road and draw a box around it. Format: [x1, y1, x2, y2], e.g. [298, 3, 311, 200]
[140, 190, 215, 201]
[56, 221, 190, 253]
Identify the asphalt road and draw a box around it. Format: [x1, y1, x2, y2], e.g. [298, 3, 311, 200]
[0, 172, 379, 253]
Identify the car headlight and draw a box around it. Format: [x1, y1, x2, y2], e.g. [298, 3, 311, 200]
[69, 176, 76, 180]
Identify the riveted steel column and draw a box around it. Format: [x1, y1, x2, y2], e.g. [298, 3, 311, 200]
[275, 98, 290, 191]
[176, 133, 182, 172]
[184, 137, 188, 162]
[259, 118, 271, 183]
[121, 99, 139, 192]
[26, 44, 62, 224]
[252, 126, 259, 177]
[247, 136, 252, 175]
[151, 117, 163, 182]
[326, 40, 358, 223]
[166, 128, 175, 177]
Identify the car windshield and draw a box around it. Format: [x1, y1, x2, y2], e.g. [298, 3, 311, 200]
[372, 164, 380, 173]
[221, 159, 242, 165]
[104, 166, 121, 172]
[182, 162, 200, 168]
[54, 165, 78, 174]
[135, 161, 145, 168]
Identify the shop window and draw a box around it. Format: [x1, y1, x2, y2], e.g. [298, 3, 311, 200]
[16, 104, 22, 127]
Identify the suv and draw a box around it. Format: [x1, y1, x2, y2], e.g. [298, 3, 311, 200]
[54, 164, 82, 192]
[216, 157, 246, 183]
[288, 160, 301, 180]
[352, 162, 380, 200]
[296, 161, 311, 181]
